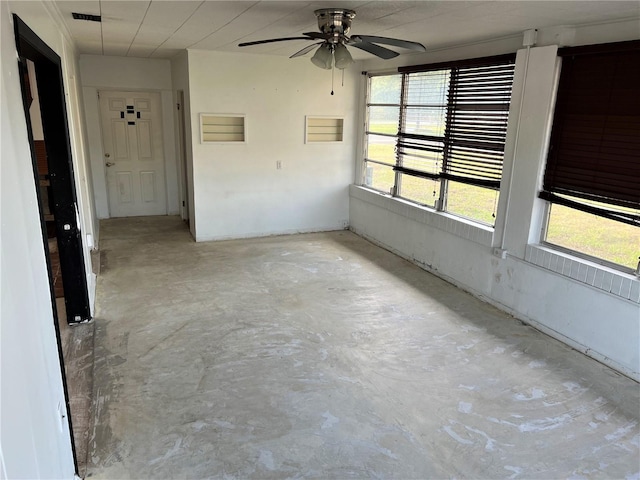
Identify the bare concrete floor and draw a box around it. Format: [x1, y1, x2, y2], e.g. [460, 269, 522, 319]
[56, 298, 95, 478]
[88, 216, 639, 479]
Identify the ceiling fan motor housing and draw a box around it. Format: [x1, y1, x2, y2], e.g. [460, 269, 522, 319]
[238, 8, 424, 63]
[315, 8, 356, 43]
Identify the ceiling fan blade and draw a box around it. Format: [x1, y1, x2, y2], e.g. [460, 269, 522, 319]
[349, 41, 399, 60]
[290, 42, 323, 58]
[238, 37, 313, 47]
[352, 35, 426, 52]
[303, 32, 332, 40]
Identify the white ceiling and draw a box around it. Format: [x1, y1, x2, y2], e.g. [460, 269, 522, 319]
[54, 1, 640, 60]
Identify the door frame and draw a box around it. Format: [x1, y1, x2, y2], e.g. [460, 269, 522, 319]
[14, 15, 91, 325]
[176, 90, 190, 222]
[97, 88, 169, 217]
[13, 14, 90, 474]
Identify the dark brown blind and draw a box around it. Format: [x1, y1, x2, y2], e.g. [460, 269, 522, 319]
[444, 61, 515, 189]
[542, 42, 640, 224]
[398, 53, 517, 74]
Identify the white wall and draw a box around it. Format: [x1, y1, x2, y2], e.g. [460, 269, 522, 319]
[185, 49, 359, 242]
[351, 25, 640, 379]
[79, 55, 179, 219]
[1, 1, 91, 477]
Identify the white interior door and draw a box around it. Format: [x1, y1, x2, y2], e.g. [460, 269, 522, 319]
[100, 91, 167, 217]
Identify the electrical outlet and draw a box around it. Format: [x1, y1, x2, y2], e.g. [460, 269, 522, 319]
[276, 161, 282, 170]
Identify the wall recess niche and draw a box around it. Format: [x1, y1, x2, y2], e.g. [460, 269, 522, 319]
[200, 113, 246, 143]
[305, 116, 344, 143]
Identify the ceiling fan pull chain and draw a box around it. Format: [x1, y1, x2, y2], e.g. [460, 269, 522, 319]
[341, 68, 345, 87]
[331, 64, 335, 95]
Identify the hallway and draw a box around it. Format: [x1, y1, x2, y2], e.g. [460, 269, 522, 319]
[88, 216, 639, 478]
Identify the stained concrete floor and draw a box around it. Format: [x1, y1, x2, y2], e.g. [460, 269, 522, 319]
[56, 298, 95, 478]
[88, 216, 639, 479]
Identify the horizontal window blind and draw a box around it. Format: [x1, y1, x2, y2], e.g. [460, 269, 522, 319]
[396, 70, 448, 179]
[541, 41, 640, 225]
[444, 62, 515, 189]
[392, 55, 515, 189]
[396, 133, 444, 180]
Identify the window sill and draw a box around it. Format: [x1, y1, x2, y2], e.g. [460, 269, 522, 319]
[350, 185, 494, 247]
[525, 244, 640, 304]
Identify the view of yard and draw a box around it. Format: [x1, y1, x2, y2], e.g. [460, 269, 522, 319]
[547, 204, 640, 270]
[364, 160, 497, 224]
[365, 140, 639, 270]
[366, 74, 639, 271]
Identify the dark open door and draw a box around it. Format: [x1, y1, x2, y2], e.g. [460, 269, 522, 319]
[14, 14, 91, 325]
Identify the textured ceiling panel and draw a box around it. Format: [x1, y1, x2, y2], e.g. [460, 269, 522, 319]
[54, 0, 640, 59]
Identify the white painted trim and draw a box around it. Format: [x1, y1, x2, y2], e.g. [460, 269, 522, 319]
[525, 244, 640, 304]
[41, 0, 75, 48]
[195, 224, 347, 243]
[87, 271, 97, 316]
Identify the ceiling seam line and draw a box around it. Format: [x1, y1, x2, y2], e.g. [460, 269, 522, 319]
[99, 0, 104, 55]
[148, 0, 206, 58]
[126, 0, 152, 57]
[224, 2, 319, 48]
[185, 0, 260, 49]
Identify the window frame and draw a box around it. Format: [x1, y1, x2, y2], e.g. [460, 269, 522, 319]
[363, 72, 403, 195]
[395, 69, 448, 209]
[538, 40, 640, 272]
[362, 54, 516, 225]
[540, 200, 639, 275]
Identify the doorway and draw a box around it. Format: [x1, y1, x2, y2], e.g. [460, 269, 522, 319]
[99, 90, 167, 217]
[14, 14, 93, 476]
[14, 16, 91, 325]
[177, 90, 190, 225]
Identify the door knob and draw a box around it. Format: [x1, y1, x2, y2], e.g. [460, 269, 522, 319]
[106, 162, 115, 167]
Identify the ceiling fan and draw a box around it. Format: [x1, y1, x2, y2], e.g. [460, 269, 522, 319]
[238, 8, 426, 70]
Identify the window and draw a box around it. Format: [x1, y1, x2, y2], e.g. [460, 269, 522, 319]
[363, 54, 516, 226]
[540, 41, 640, 271]
[364, 75, 402, 199]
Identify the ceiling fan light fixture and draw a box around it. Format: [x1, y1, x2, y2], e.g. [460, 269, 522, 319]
[334, 43, 354, 69]
[311, 44, 333, 69]
[238, 8, 426, 68]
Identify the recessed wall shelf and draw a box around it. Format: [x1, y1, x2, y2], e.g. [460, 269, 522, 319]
[200, 113, 246, 143]
[305, 116, 344, 143]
